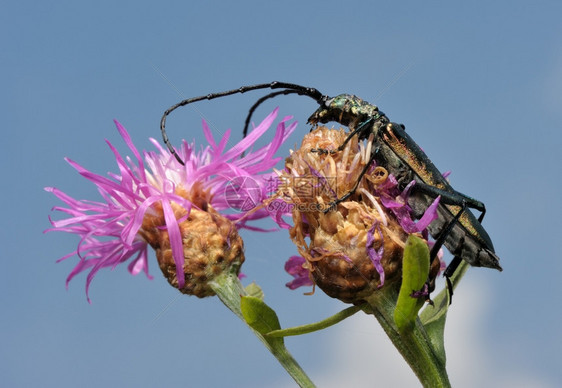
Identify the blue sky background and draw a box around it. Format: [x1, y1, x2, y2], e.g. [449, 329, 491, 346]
[2, 1, 561, 387]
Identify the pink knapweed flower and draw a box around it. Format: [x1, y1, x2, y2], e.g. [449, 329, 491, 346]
[45, 109, 296, 301]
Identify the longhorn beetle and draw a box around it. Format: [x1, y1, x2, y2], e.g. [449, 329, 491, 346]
[160, 82, 502, 300]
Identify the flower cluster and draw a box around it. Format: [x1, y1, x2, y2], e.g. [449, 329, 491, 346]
[45, 109, 296, 301]
[275, 127, 443, 303]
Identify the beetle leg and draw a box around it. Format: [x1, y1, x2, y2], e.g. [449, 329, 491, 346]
[412, 182, 486, 222]
[425, 200, 467, 304]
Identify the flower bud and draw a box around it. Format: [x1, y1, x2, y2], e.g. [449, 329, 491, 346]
[277, 127, 440, 303]
[142, 204, 244, 298]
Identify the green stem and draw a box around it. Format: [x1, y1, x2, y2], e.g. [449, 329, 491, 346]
[266, 305, 363, 338]
[210, 272, 315, 388]
[365, 286, 451, 388]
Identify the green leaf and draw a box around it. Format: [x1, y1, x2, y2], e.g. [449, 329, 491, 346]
[418, 260, 469, 365]
[418, 293, 448, 365]
[244, 282, 265, 300]
[394, 235, 430, 332]
[211, 273, 315, 387]
[240, 296, 283, 346]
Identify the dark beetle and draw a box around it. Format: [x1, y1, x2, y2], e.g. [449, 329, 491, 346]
[307, 94, 501, 274]
[160, 82, 502, 296]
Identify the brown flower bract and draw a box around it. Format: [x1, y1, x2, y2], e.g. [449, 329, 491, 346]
[140, 186, 244, 297]
[278, 127, 439, 303]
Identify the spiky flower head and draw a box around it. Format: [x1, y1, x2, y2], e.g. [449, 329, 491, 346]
[276, 127, 441, 303]
[45, 109, 296, 301]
